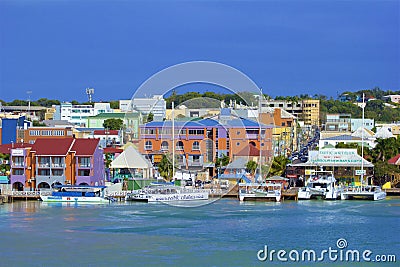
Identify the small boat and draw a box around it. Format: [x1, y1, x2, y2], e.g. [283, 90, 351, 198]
[341, 185, 386, 201]
[125, 184, 209, 202]
[298, 171, 342, 200]
[238, 183, 282, 202]
[40, 185, 110, 203]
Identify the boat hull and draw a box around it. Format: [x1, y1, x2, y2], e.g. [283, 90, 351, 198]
[127, 192, 209, 202]
[40, 195, 109, 203]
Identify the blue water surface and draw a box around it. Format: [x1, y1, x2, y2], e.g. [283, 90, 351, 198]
[0, 197, 399, 266]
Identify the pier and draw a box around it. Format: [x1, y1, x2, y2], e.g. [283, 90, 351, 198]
[282, 188, 299, 201]
[384, 188, 400, 196]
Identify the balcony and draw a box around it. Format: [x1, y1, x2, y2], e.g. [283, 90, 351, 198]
[52, 163, 65, 168]
[38, 163, 51, 168]
[78, 164, 91, 168]
[11, 163, 25, 168]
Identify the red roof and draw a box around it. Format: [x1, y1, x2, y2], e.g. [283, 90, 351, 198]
[235, 144, 260, 157]
[0, 143, 32, 154]
[94, 130, 119, 135]
[32, 138, 74, 155]
[388, 154, 400, 165]
[103, 147, 123, 154]
[71, 138, 100, 156]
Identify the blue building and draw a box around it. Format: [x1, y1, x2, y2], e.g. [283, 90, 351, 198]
[1, 116, 31, 145]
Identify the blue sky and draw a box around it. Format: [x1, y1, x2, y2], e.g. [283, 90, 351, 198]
[0, 0, 399, 102]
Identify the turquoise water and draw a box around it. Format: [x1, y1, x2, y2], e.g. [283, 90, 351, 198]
[0, 198, 399, 266]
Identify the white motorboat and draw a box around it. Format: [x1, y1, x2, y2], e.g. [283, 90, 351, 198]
[238, 183, 282, 202]
[40, 185, 110, 203]
[125, 184, 209, 202]
[341, 185, 386, 201]
[298, 171, 342, 200]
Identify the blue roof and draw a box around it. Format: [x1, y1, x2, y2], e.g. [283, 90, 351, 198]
[141, 116, 273, 129]
[197, 118, 220, 127]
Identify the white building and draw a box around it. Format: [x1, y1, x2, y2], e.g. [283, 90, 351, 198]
[350, 118, 375, 132]
[53, 102, 114, 126]
[119, 95, 166, 121]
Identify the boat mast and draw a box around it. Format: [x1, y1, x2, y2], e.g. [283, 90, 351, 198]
[361, 93, 365, 190]
[259, 90, 263, 182]
[172, 101, 175, 180]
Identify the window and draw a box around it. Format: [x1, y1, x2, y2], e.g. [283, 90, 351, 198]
[52, 170, 63, 176]
[78, 170, 90, 176]
[79, 157, 91, 167]
[53, 157, 63, 167]
[29, 130, 40, 136]
[192, 141, 200, 150]
[237, 142, 240, 146]
[188, 129, 204, 135]
[161, 141, 169, 151]
[13, 156, 24, 167]
[39, 157, 50, 167]
[176, 141, 184, 150]
[145, 141, 153, 150]
[13, 169, 24, 175]
[53, 130, 64, 136]
[142, 128, 156, 135]
[39, 169, 50, 176]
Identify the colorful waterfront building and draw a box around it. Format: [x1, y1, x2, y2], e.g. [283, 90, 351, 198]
[9, 138, 105, 191]
[138, 109, 273, 176]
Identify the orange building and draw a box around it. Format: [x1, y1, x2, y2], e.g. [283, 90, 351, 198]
[139, 110, 273, 175]
[9, 138, 104, 190]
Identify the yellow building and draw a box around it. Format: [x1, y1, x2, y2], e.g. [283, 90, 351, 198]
[44, 107, 56, 120]
[301, 99, 319, 126]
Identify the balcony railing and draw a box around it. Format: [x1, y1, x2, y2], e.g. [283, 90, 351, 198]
[78, 164, 91, 168]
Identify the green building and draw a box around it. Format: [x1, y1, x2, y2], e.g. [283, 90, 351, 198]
[87, 112, 143, 138]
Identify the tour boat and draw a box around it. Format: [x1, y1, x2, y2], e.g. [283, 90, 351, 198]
[125, 184, 209, 202]
[40, 185, 110, 203]
[238, 182, 282, 202]
[341, 185, 386, 201]
[297, 171, 342, 200]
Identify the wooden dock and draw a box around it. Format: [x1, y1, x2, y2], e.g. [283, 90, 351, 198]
[384, 188, 400, 196]
[282, 188, 298, 201]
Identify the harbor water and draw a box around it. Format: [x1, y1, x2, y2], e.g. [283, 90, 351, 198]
[0, 197, 399, 266]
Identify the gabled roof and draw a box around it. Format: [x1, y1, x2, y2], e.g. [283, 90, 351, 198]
[235, 144, 260, 157]
[388, 154, 400, 165]
[351, 127, 375, 138]
[103, 147, 123, 154]
[71, 139, 100, 156]
[0, 143, 32, 154]
[110, 146, 152, 169]
[31, 138, 74, 156]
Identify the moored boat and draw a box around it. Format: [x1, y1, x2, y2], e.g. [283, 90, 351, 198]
[298, 171, 342, 200]
[40, 185, 110, 203]
[125, 184, 209, 202]
[341, 185, 386, 201]
[238, 183, 282, 202]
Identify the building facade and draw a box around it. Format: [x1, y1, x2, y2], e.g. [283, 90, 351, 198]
[119, 95, 166, 121]
[138, 111, 273, 175]
[9, 138, 104, 190]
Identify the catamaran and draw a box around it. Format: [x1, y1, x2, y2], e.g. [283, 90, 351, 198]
[297, 171, 342, 200]
[238, 182, 282, 202]
[40, 185, 110, 203]
[125, 184, 209, 202]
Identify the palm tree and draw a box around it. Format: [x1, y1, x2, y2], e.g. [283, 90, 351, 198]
[246, 160, 257, 176]
[268, 156, 290, 177]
